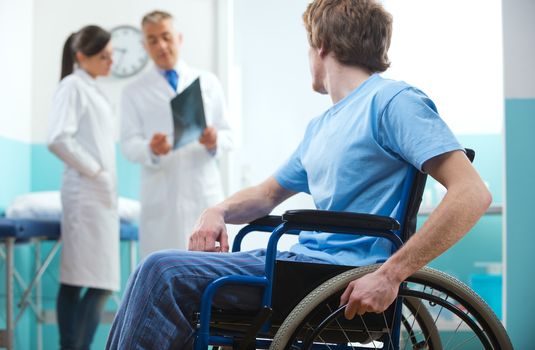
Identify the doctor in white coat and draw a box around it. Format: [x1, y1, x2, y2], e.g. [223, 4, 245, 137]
[48, 25, 119, 350]
[121, 10, 233, 257]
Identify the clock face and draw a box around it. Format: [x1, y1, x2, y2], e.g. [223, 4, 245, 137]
[110, 25, 149, 78]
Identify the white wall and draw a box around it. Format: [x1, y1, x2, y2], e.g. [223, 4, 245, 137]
[223, 0, 329, 248]
[231, 0, 330, 206]
[503, 0, 535, 98]
[383, 0, 503, 135]
[31, 0, 218, 143]
[0, 0, 33, 142]
[229, 0, 504, 189]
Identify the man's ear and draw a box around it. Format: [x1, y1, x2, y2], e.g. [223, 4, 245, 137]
[177, 32, 183, 47]
[318, 45, 328, 58]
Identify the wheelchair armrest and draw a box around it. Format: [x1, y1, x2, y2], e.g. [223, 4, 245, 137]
[249, 215, 283, 228]
[232, 215, 290, 253]
[282, 209, 400, 232]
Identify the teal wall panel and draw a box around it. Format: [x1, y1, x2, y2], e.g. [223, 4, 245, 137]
[457, 134, 503, 204]
[30, 144, 62, 192]
[30, 143, 140, 199]
[0, 137, 31, 211]
[115, 146, 141, 200]
[504, 98, 535, 347]
[424, 215, 502, 284]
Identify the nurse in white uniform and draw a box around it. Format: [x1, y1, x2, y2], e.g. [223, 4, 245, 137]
[47, 25, 119, 350]
[121, 10, 233, 257]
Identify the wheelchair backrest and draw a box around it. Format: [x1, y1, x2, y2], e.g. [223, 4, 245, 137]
[398, 148, 474, 243]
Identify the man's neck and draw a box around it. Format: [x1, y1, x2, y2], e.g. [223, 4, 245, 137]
[324, 57, 372, 104]
[156, 58, 180, 73]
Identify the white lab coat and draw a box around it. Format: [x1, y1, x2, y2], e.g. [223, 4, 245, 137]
[48, 69, 120, 291]
[121, 61, 233, 257]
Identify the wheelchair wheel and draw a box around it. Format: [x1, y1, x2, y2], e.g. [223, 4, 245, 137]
[270, 264, 512, 350]
[401, 296, 442, 349]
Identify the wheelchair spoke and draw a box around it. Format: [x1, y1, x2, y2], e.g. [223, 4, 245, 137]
[448, 333, 479, 350]
[431, 295, 446, 326]
[407, 317, 429, 347]
[427, 290, 447, 349]
[300, 321, 335, 350]
[399, 294, 435, 350]
[382, 309, 395, 350]
[400, 314, 419, 350]
[400, 307, 417, 346]
[406, 287, 427, 347]
[358, 314, 378, 349]
[316, 335, 335, 350]
[326, 305, 356, 350]
[442, 318, 465, 349]
[408, 285, 426, 328]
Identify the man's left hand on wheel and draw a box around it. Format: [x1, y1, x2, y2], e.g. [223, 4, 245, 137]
[339, 269, 401, 319]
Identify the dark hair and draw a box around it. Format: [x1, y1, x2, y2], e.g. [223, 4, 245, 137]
[303, 0, 393, 73]
[60, 25, 111, 80]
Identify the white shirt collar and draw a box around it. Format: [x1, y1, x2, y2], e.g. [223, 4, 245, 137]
[74, 68, 97, 86]
[155, 60, 187, 77]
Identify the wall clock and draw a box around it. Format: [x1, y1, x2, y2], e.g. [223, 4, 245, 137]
[110, 25, 149, 78]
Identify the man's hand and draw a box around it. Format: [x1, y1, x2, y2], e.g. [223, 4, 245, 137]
[149, 133, 171, 155]
[199, 127, 217, 150]
[188, 207, 229, 252]
[339, 270, 401, 319]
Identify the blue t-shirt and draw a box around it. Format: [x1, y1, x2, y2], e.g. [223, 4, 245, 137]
[274, 74, 462, 266]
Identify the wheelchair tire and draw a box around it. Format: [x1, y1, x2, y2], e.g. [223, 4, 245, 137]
[270, 264, 512, 350]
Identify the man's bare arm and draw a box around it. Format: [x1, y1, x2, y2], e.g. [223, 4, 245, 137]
[341, 150, 492, 318]
[189, 176, 296, 252]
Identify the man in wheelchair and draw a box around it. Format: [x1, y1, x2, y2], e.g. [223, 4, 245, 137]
[107, 0, 494, 349]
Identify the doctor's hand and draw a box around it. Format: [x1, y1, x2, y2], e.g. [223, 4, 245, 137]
[199, 127, 217, 150]
[339, 269, 401, 320]
[150, 133, 171, 155]
[188, 207, 229, 252]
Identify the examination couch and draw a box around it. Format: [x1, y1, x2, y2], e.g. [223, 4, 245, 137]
[0, 218, 138, 350]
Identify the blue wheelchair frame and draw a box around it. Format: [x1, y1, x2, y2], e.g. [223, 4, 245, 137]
[194, 166, 419, 350]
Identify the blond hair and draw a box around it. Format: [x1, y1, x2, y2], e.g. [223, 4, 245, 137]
[303, 0, 392, 72]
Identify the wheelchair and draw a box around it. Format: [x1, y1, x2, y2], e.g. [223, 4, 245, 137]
[192, 149, 512, 349]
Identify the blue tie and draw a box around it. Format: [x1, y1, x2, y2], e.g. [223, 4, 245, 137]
[165, 69, 178, 92]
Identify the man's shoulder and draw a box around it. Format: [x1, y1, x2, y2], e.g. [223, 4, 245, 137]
[380, 79, 435, 112]
[197, 69, 221, 89]
[182, 63, 219, 85]
[370, 77, 425, 115]
[373, 76, 413, 101]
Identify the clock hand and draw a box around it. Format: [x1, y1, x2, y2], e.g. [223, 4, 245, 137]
[113, 49, 127, 69]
